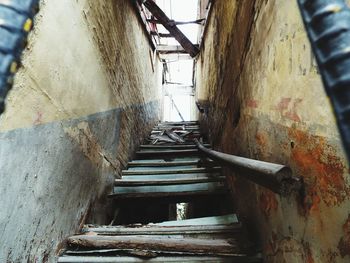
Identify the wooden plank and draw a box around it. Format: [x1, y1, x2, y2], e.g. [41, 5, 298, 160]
[136, 149, 200, 156]
[58, 255, 262, 263]
[151, 130, 200, 134]
[155, 214, 239, 226]
[128, 160, 213, 167]
[158, 53, 193, 60]
[115, 175, 225, 186]
[136, 151, 202, 159]
[67, 235, 240, 256]
[139, 145, 207, 149]
[143, 0, 199, 57]
[128, 161, 198, 167]
[110, 182, 227, 199]
[122, 167, 221, 175]
[155, 125, 200, 129]
[165, 129, 186, 143]
[156, 45, 188, 54]
[128, 161, 199, 167]
[129, 157, 203, 163]
[151, 32, 173, 38]
[82, 224, 241, 236]
[160, 121, 198, 125]
[114, 182, 225, 194]
[127, 165, 198, 171]
[122, 173, 221, 180]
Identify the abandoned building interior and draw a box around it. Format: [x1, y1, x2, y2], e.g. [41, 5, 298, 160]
[1, 0, 350, 262]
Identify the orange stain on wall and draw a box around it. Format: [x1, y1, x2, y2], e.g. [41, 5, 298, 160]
[288, 128, 348, 209]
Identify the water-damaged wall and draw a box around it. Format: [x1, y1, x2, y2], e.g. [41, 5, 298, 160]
[196, 0, 350, 262]
[0, 0, 161, 261]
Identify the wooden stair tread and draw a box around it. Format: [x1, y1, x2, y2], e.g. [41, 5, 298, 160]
[136, 149, 200, 154]
[139, 144, 209, 149]
[66, 235, 243, 256]
[128, 158, 205, 164]
[58, 255, 262, 263]
[82, 223, 242, 236]
[155, 214, 239, 226]
[115, 176, 225, 186]
[110, 182, 227, 198]
[122, 167, 221, 175]
[121, 173, 221, 180]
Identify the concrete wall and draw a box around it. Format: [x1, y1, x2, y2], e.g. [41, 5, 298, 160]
[196, 0, 350, 262]
[0, 0, 161, 262]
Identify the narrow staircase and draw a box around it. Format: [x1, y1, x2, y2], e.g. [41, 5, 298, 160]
[58, 121, 262, 262]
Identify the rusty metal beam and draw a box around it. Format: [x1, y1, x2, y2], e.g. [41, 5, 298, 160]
[194, 139, 302, 196]
[143, 0, 200, 57]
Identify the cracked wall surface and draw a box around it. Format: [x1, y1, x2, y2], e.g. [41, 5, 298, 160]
[0, 0, 161, 262]
[196, 0, 350, 262]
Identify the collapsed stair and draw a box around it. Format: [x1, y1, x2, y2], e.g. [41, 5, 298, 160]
[58, 121, 262, 262]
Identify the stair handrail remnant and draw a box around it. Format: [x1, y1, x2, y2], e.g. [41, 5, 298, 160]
[194, 139, 302, 196]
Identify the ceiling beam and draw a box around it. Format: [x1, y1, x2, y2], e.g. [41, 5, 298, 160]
[143, 0, 200, 57]
[151, 32, 173, 38]
[147, 18, 205, 25]
[157, 45, 200, 54]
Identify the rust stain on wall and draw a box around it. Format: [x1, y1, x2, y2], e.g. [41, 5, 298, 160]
[275, 98, 302, 122]
[247, 99, 259, 108]
[338, 214, 350, 257]
[289, 128, 348, 209]
[255, 131, 268, 148]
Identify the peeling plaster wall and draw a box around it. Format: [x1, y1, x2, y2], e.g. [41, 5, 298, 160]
[0, 0, 161, 262]
[196, 0, 350, 262]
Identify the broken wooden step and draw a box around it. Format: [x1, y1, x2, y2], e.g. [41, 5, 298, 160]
[59, 214, 261, 262]
[82, 214, 241, 239]
[66, 235, 240, 256]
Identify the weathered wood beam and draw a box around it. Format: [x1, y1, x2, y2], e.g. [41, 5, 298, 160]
[151, 32, 173, 38]
[158, 53, 193, 60]
[147, 18, 205, 25]
[67, 235, 240, 256]
[82, 224, 241, 236]
[143, 0, 200, 57]
[156, 45, 188, 53]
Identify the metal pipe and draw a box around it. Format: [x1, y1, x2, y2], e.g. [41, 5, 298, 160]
[194, 139, 302, 196]
[297, 0, 350, 163]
